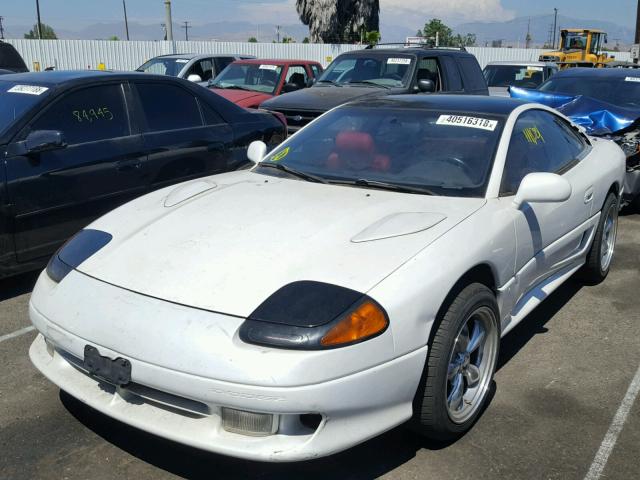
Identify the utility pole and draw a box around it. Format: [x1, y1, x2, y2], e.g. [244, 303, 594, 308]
[164, 0, 173, 41]
[525, 18, 532, 49]
[122, 0, 130, 40]
[276, 25, 281, 43]
[635, 0, 640, 44]
[552, 8, 558, 48]
[182, 21, 190, 41]
[0, 17, 4, 39]
[35, 0, 43, 39]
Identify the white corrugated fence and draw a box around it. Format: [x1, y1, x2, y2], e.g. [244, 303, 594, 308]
[4, 39, 632, 72]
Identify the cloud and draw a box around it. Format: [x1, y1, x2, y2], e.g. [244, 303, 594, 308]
[383, 0, 515, 26]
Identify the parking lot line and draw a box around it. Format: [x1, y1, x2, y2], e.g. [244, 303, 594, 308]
[584, 363, 640, 480]
[0, 325, 35, 344]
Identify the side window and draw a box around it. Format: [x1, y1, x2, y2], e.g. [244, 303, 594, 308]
[201, 102, 224, 125]
[30, 84, 128, 145]
[285, 65, 308, 87]
[135, 83, 202, 132]
[440, 56, 463, 91]
[416, 57, 441, 91]
[215, 57, 235, 75]
[458, 57, 486, 91]
[501, 110, 588, 195]
[188, 59, 215, 82]
[310, 64, 322, 78]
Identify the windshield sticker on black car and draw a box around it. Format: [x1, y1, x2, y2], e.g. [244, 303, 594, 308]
[387, 58, 411, 65]
[7, 85, 49, 95]
[72, 107, 114, 123]
[625, 77, 640, 83]
[175, 59, 189, 63]
[523, 126, 545, 145]
[436, 115, 498, 131]
[259, 64, 279, 71]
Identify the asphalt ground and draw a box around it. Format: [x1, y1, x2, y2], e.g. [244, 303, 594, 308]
[1, 213, 639, 480]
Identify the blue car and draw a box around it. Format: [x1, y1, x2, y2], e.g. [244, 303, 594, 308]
[511, 68, 640, 209]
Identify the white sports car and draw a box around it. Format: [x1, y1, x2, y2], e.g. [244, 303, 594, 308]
[29, 96, 625, 462]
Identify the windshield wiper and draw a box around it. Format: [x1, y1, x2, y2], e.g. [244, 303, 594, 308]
[258, 162, 328, 184]
[316, 79, 343, 87]
[331, 178, 434, 195]
[347, 80, 390, 89]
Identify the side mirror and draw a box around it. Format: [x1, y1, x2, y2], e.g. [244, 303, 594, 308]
[187, 74, 202, 83]
[282, 82, 302, 93]
[416, 79, 436, 93]
[513, 172, 572, 209]
[247, 140, 267, 164]
[25, 130, 66, 154]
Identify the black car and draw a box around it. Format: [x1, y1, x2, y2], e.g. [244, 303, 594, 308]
[0, 41, 28, 73]
[260, 46, 488, 133]
[0, 71, 285, 278]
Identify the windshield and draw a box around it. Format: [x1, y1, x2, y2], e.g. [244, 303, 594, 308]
[210, 63, 283, 94]
[0, 81, 50, 136]
[562, 32, 588, 51]
[136, 57, 189, 76]
[484, 65, 545, 88]
[539, 76, 640, 108]
[317, 55, 414, 88]
[257, 106, 503, 197]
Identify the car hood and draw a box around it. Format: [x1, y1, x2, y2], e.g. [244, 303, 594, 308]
[79, 170, 485, 317]
[211, 88, 273, 108]
[260, 85, 389, 112]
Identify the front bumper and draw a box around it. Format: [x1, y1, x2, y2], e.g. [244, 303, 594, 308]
[29, 272, 427, 462]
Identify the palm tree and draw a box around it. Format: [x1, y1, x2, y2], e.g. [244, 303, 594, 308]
[296, 0, 379, 44]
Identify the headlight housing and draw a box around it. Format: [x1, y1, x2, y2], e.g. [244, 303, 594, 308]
[46, 229, 113, 283]
[239, 281, 389, 350]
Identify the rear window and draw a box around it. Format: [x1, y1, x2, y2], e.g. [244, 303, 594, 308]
[136, 83, 202, 132]
[0, 43, 28, 71]
[458, 57, 486, 91]
[539, 75, 640, 108]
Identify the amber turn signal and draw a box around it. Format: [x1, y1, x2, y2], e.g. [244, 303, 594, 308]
[321, 301, 388, 347]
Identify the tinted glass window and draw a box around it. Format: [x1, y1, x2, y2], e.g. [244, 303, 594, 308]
[137, 57, 188, 76]
[215, 57, 235, 73]
[31, 84, 128, 145]
[310, 64, 321, 78]
[501, 110, 587, 194]
[540, 75, 640, 108]
[483, 65, 545, 88]
[211, 63, 283, 94]
[136, 83, 202, 132]
[0, 81, 51, 136]
[285, 65, 308, 87]
[318, 55, 414, 87]
[258, 107, 504, 198]
[201, 102, 224, 125]
[459, 57, 486, 91]
[416, 58, 441, 91]
[441, 56, 462, 91]
[188, 59, 215, 81]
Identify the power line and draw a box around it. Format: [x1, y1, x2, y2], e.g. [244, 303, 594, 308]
[182, 20, 190, 41]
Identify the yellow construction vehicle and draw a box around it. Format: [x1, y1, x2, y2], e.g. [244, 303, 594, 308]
[539, 29, 614, 68]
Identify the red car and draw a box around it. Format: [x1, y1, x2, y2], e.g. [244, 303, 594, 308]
[209, 59, 323, 108]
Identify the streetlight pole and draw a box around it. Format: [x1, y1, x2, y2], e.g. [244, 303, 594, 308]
[164, 0, 173, 41]
[122, 0, 130, 40]
[35, 0, 43, 39]
[552, 8, 558, 49]
[635, 0, 640, 44]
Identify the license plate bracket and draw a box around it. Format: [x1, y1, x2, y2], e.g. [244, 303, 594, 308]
[83, 345, 132, 386]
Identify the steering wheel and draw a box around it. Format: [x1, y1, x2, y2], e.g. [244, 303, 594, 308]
[384, 73, 403, 81]
[433, 156, 475, 178]
[521, 81, 539, 89]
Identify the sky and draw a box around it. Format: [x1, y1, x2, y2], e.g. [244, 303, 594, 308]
[1, 0, 637, 31]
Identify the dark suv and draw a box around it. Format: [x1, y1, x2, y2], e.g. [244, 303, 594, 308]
[260, 46, 488, 133]
[0, 41, 28, 73]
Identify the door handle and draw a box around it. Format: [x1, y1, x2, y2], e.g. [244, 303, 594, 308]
[116, 159, 142, 172]
[584, 187, 594, 204]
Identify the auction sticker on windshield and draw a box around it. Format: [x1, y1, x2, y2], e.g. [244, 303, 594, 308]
[7, 85, 49, 95]
[259, 65, 279, 70]
[436, 115, 498, 131]
[625, 77, 640, 83]
[387, 58, 411, 65]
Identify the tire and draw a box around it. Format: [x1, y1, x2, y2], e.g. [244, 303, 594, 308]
[579, 192, 619, 284]
[412, 283, 500, 441]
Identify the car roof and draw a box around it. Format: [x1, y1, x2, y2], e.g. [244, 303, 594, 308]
[345, 94, 527, 116]
[487, 61, 556, 67]
[550, 67, 640, 79]
[341, 47, 473, 58]
[153, 53, 248, 60]
[233, 58, 320, 65]
[0, 70, 178, 86]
